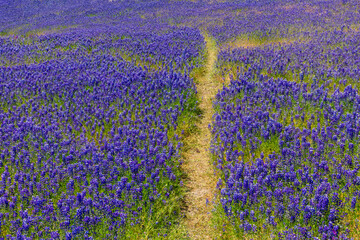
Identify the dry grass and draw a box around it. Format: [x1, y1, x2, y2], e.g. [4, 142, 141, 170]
[25, 25, 79, 36]
[226, 37, 295, 50]
[341, 208, 360, 239]
[181, 32, 219, 239]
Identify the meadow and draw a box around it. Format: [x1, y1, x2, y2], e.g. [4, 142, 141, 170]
[1, 0, 360, 239]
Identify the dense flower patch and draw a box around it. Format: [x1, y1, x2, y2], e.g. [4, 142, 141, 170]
[0, 48, 203, 238]
[0, 0, 212, 237]
[218, 29, 360, 90]
[0, 27, 204, 71]
[211, 67, 360, 238]
[208, 0, 360, 45]
[0, 51, 201, 238]
[0, 2, 206, 236]
[211, 5, 360, 237]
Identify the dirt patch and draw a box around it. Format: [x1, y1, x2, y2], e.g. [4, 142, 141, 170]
[182, 33, 219, 239]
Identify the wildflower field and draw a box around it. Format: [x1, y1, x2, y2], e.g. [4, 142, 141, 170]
[1, 0, 360, 239]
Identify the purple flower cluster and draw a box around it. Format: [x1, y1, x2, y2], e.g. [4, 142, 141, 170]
[0, 28, 204, 73]
[0, 53, 199, 238]
[219, 29, 360, 89]
[0, 2, 206, 236]
[211, 69, 360, 238]
[208, 0, 360, 44]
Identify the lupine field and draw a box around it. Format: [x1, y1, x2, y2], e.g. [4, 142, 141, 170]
[1, 0, 360, 239]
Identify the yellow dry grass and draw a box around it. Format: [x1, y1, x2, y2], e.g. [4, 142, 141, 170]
[181, 32, 219, 240]
[227, 37, 295, 50]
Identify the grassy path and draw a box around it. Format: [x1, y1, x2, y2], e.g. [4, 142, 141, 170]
[182, 33, 219, 239]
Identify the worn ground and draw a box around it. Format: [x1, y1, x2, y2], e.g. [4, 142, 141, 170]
[182, 33, 219, 240]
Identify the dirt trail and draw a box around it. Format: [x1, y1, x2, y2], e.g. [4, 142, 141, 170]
[182, 33, 219, 239]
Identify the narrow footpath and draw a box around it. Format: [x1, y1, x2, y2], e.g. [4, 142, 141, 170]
[182, 33, 219, 240]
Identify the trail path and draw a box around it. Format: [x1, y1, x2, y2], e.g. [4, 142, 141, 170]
[182, 33, 219, 239]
